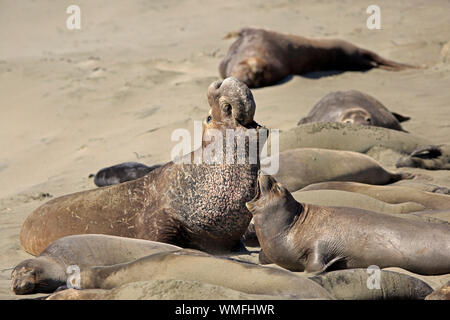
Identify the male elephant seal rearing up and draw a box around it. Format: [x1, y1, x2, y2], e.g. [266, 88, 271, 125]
[220, 28, 414, 88]
[297, 90, 410, 131]
[246, 174, 450, 275]
[20, 78, 264, 255]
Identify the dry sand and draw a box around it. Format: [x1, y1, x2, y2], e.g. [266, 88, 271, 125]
[0, 0, 449, 299]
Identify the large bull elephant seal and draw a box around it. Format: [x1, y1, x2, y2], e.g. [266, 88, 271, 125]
[11, 234, 181, 294]
[271, 148, 412, 192]
[297, 90, 410, 131]
[20, 78, 264, 256]
[219, 28, 414, 88]
[44, 249, 333, 300]
[246, 174, 450, 275]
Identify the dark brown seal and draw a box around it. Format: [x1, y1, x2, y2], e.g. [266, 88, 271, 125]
[93, 162, 162, 187]
[20, 77, 263, 255]
[246, 174, 450, 275]
[297, 90, 410, 131]
[396, 144, 450, 170]
[219, 28, 414, 88]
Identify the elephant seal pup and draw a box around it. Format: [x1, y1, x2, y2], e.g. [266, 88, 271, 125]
[309, 269, 432, 300]
[219, 28, 413, 88]
[297, 90, 410, 131]
[272, 148, 412, 192]
[396, 144, 450, 170]
[301, 181, 450, 210]
[277, 122, 431, 154]
[11, 234, 181, 294]
[20, 77, 263, 256]
[246, 174, 450, 275]
[93, 162, 162, 187]
[51, 249, 333, 300]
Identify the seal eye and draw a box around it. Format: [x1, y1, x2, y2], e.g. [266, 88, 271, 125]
[345, 120, 352, 124]
[206, 115, 212, 123]
[366, 118, 371, 123]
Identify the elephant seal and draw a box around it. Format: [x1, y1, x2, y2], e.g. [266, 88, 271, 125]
[292, 189, 425, 214]
[219, 28, 413, 88]
[297, 90, 410, 131]
[396, 144, 450, 170]
[425, 281, 450, 300]
[271, 148, 412, 192]
[301, 181, 450, 210]
[11, 234, 181, 294]
[43, 249, 333, 300]
[276, 122, 431, 155]
[93, 162, 162, 187]
[20, 77, 263, 256]
[246, 174, 450, 275]
[309, 269, 432, 300]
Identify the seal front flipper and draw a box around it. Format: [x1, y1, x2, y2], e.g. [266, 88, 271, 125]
[305, 250, 344, 275]
[258, 249, 272, 265]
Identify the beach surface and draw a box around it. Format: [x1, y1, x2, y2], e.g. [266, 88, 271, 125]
[1, 0, 449, 299]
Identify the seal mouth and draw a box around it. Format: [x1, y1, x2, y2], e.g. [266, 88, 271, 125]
[247, 172, 274, 205]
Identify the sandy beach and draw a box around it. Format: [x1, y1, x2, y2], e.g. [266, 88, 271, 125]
[1, 0, 449, 299]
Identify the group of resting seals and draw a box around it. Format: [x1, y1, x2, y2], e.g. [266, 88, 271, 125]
[11, 27, 450, 300]
[11, 234, 436, 300]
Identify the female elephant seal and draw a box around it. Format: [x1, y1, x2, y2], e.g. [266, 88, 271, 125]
[11, 234, 181, 294]
[246, 174, 450, 275]
[16, 248, 333, 299]
[220, 28, 413, 88]
[301, 181, 450, 210]
[271, 148, 412, 192]
[309, 269, 432, 300]
[20, 78, 263, 256]
[297, 90, 410, 131]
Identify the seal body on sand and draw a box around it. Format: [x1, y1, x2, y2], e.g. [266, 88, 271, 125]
[11, 234, 180, 294]
[292, 189, 425, 214]
[46, 249, 333, 300]
[219, 28, 413, 88]
[271, 148, 411, 192]
[297, 90, 409, 131]
[246, 174, 450, 275]
[20, 78, 263, 255]
[301, 181, 450, 210]
[309, 269, 432, 300]
[93, 162, 162, 187]
[396, 144, 450, 170]
[276, 122, 431, 155]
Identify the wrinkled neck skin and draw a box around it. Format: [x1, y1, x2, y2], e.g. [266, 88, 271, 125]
[166, 125, 262, 252]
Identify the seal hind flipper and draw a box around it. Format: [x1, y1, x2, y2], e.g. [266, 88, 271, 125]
[391, 112, 411, 123]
